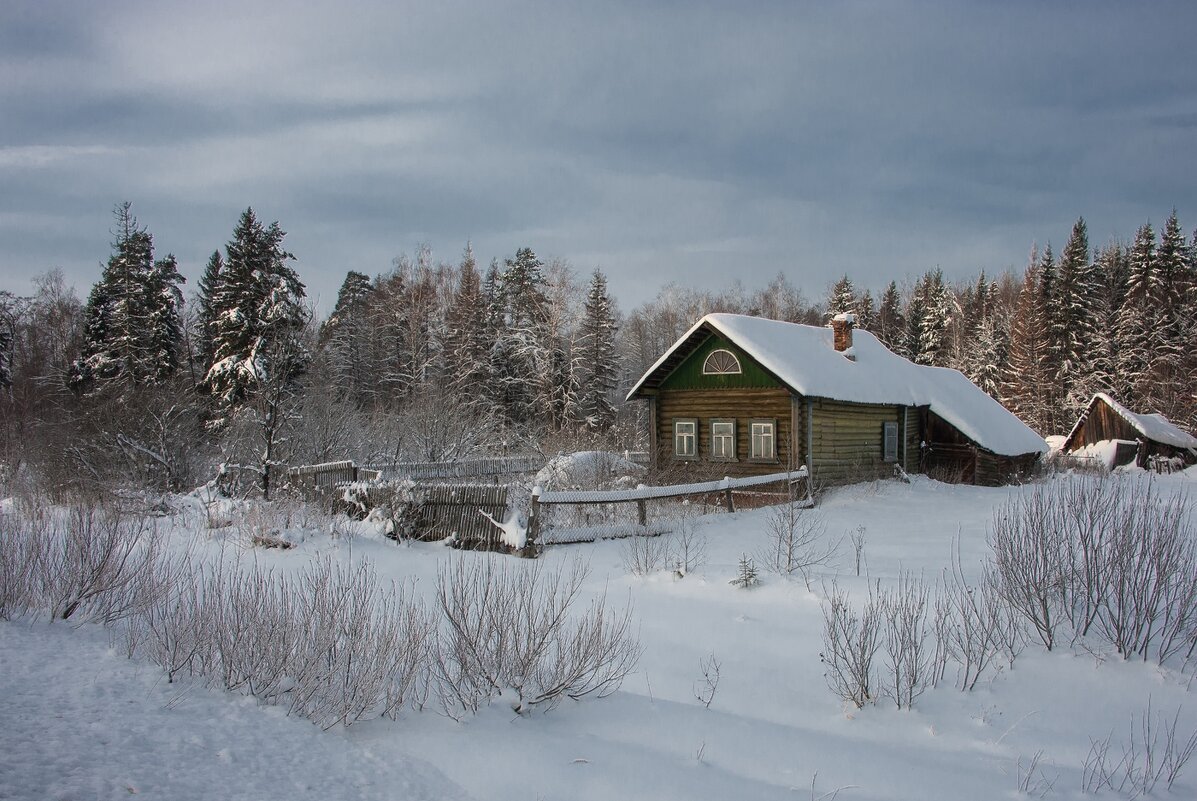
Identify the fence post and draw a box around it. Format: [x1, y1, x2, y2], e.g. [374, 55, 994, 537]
[723, 477, 735, 513]
[526, 488, 541, 555]
[637, 499, 647, 528]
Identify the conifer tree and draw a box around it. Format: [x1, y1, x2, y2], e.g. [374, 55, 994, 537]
[73, 203, 184, 390]
[1115, 222, 1156, 405]
[444, 244, 493, 407]
[856, 289, 877, 333]
[575, 269, 620, 432]
[876, 281, 905, 352]
[195, 250, 224, 372]
[202, 208, 307, 415]
[826, 275, 857, 318]
[1002, 254, 1051, 433]
[319, 270, 374, 404]
[1055, 217, 1099, 411]
[495, 247, 553, 427]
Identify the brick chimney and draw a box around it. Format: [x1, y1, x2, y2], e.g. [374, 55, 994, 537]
[831, 312, 855, 359]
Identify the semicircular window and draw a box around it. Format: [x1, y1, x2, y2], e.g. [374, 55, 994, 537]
[702, 349, 742, 375]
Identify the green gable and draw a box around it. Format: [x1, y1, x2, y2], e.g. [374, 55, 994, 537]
[658, 333, 782, 391]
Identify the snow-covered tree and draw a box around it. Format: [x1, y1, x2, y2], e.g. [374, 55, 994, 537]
[319, 270, 374, 405]
[443, 244, 494, 408]
[1002, 254, 1052, 433]
[908, 269, 949, 366]
[1114, 222, 1156, 406]
[826, 275, 857, 318]
[876, 281, 905, 352]
[202, 208, 308, 417]
[73, 203, 184, 390]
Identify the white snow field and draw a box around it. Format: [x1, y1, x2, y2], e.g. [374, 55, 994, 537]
[3, 469, 1196, 801]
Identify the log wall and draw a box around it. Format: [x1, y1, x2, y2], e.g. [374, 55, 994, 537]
[654, 387, 798, 476]
[808, 399, 903, 486]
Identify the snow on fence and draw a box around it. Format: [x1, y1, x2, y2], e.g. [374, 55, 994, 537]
[287, 461, 382, 489]
[528, 468, 810, 546]
[368, 455, 546, 483]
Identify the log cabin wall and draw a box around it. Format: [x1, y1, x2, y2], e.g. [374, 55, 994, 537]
[808, 399, 904, 487]
[654, 387, 797, 476]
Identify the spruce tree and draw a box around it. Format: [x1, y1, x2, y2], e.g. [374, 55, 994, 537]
[877, 281, 905, 352]
[495, 247, 552, 427]
[575, 269, 620, 432]
[1002, 254, 1051, 433]
[444, 244, 494, 407]
[73, 202, 184, 390]
[319, 270, 374, 404]
[826, 275, 857, 318]
[1115, 222, 1156, 406]
[1055, 217, 1099, 412]
[196, 250, 224, 372]
[202, 208, 307, 415]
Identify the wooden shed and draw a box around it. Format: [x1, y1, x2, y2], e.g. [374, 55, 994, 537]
[1062, 393, 1197, 471]
[626, 313, 1046, 488]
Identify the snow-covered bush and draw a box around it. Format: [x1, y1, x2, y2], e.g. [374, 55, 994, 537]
[533, 450, 644, 493]
[431, 556, 640, 716]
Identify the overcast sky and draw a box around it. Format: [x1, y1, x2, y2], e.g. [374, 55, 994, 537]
[3, 1, 1196, 314]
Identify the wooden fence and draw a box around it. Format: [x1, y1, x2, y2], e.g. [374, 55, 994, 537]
[286, 461, 382, 489]
[367, 455, 546, 483]
[527, 468, 810, 546]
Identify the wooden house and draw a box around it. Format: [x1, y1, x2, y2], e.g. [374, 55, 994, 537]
[1061, 393, 1197, 470]
[626, 313, 1046, 487]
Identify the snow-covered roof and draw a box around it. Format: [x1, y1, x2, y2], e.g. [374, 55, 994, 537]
[627, 313, 1047, 458]
[1067, 393, 1197, 451]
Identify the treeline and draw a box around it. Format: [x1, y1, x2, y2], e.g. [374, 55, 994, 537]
[622, 213, 1197, 438]
[0, 204, 627, 497]
[0, 204, 1193, 498]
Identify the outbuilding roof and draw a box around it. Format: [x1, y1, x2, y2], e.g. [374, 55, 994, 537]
[1064, 393, 1197, 451]
[627, 313, 1047, 458]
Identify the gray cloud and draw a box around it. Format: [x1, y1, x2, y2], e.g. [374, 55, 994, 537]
[2, 0, 1196, 313]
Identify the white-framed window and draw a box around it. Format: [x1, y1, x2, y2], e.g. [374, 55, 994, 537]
[882, 421, 899, 463]
[711, 419, 737, 460]
[750, 419, 776, 461]
[673, 419, 697, 458]
[702, 349, 742, 375]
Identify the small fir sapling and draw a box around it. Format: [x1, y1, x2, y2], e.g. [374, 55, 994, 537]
[731, 554, 759, 588]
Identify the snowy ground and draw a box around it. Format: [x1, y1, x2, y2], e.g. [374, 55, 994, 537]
[3, 470, 1197, 801]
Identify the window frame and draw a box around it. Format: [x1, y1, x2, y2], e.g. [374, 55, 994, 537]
[710, 418, 737, 461]
[749, 418, 778, 462]
[673, 418, 698, 460]
[701, 348, 743, 376]
[882, 421, 899, 463]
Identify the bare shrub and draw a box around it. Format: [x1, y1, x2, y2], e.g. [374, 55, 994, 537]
[849, 525, 867, 577]
[762, 506, 838, 590]
[43, 503, 166, 624]
[669, 504, 706, 575]
[432, 556, 640, 716]
[991, 475, 1197, 666]
[879, 573, 932, 709]
[290, 559, 433, 728]
[1082, 700, 1197, 795]
[621, 533, 671, 575]
[820, 582, 882, 708]
[941, 548, 1013, 691]
[693, 652, 721, 709]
